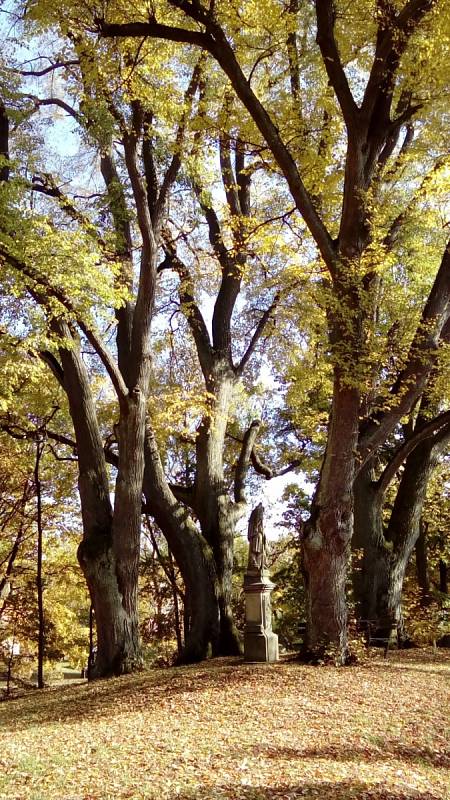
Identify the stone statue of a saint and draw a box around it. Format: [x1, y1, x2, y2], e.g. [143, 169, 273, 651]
[247, 503, 266, 572]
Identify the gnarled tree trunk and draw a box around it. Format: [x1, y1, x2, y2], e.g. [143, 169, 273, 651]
[58, 328, 142, 677]
[303, 381, 360, 663]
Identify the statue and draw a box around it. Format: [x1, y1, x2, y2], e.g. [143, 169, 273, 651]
[247, 503, 266, 572]
[243, 502, 278, 662]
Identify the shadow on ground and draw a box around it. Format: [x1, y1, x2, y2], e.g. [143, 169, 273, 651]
[243, 741, 449, 769]
[0, 659, 287, 732]
[164, 780, 443, 799]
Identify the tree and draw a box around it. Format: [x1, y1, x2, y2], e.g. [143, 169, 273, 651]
[0, 21, 229, 671]
[2, 0, 450, 666]
[95, 0, 450, 661]
[354, 395, 450, 642]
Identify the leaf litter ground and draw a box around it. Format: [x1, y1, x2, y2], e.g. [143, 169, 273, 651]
[1, 649, 448, 800]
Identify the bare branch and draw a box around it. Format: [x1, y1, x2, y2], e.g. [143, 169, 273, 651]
[16, 60, 79, 77]
[234, 420, 261, 503]
[23, 94, 82, 124]
[251, 449, 303, 480]
[236, 293, 280, 376]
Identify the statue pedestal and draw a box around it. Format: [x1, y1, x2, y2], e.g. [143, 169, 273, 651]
[243, 571, 279, 663]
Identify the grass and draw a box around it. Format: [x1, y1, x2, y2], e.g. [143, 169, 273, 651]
[1, 649, 449, 800]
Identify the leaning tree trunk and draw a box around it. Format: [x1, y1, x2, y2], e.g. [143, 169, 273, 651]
[302, 381, 360, 663]
[143, 422, 220, 662]
[381, 438, 442, 642]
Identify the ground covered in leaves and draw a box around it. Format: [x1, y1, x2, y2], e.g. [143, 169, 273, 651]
[1, 650, 449, 800]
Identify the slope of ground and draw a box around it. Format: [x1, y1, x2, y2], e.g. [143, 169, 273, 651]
[1, 650, 449, 800]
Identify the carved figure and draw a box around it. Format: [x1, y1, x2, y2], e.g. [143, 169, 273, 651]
[247, 503, 266, 571]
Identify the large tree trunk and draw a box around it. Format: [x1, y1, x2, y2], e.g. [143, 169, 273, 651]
[58, 327, 142, 677]
[353, 462, 390, 625]
[143, 422, 220, 662]
[354, 426, 449, 644]
[303, 381, 360, 663]
[194, 364, 242, 655]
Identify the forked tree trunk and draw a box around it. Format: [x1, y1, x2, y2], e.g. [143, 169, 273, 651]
[354, 428, 449, 644]
[59, 328, 143, 677]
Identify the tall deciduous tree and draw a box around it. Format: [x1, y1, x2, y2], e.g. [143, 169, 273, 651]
[95, 0, 450, 661]
[0, 33, 220, 672]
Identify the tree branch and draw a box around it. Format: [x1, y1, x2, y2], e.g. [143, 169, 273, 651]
[315, 0, 358, 130]
[359, 238, 450, 463]
[23, 94, 82, 124]
[236, 293, 280, 376]
[98, 9, 337, 272]
[31, 173, 106, 246]
[38, 350, 65, 388]
[159, 237, 213, 377]
[0, 100, 10, 182]
[361, 0, 435, 125]
[251, 450, 303, 480]
[154, 54, 206, 227]
[15, 59, 79, 77]
[375, 409, 450, 494]
[383, 154, 449, 250]
[286, 0, 302, 120]
[234, 420, 261, 503]
[0, 247, 129, 402]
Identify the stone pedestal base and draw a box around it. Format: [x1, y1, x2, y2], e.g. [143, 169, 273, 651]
[243, 570, 279, 663]
[244, 630, 279, 662]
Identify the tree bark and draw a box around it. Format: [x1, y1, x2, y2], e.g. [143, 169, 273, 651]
[34, 438, 45, 689]
[415, 521, 431, 604]
[193, 363, 242, 655]
[382, 436, 445, 641]
[143, 422, 220, 662]
[303, 381, 360, 663]
[439, 559, 448, 595]
[58, 325, 142, 677]
[354, 418, 450, 644]
[353, 462, 388, 625]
